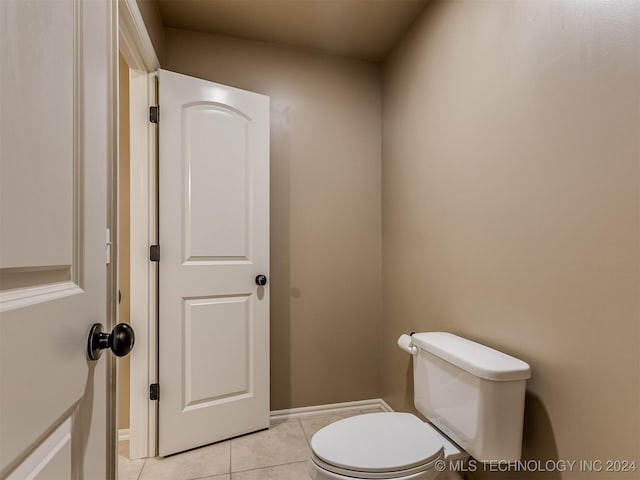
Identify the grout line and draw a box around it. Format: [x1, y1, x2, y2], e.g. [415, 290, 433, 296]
[296, 417, 313, 450]
[229, 434, 232, 477]
[190, 471, 231, 480]
[230, 419, 309, 475]
[231, 460, 309, 476]
[299, 417, 312, 448]
[135, 459, 146, 480]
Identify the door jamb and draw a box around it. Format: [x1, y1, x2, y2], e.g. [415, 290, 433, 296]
[118, 0, 160, 459]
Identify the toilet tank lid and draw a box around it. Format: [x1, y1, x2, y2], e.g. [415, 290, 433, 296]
[411, 332, 531, 381]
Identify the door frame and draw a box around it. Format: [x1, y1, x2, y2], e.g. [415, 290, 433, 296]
[118, 0, 160, 459]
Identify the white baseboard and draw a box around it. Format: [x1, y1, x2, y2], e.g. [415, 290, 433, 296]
[118, 428, 130, 442]
[378, 398, 394, 412]
[270, 398, 394, 421]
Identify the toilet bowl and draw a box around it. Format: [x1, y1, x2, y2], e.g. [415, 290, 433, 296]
[308, 412, 466, 480]
[307, 332, 532, 480]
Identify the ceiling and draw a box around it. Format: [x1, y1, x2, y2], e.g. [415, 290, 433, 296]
[155, 0, 429, 61]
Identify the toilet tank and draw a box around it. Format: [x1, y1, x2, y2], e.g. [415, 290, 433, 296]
[410, 332, 531, 462]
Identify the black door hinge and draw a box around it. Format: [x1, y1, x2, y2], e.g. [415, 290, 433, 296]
[150, 383, 159, 401]
[150, 245, 160, 262]
[149, 106, 159, 124]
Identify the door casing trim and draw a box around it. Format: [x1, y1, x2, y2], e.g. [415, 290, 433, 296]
[118, 0, 160, 460]
[118, 0, 160, 72]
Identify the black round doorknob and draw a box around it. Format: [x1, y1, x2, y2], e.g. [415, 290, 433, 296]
[87, 323, 135, 361]
[255, 274, 268, 286]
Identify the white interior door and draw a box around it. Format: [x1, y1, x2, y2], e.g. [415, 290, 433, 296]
[158, 69, 270, 456]
[0, 0, 114, 478]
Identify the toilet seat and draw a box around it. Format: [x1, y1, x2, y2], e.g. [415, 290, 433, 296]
[310, 453, 440, 479]
[310, 413, 445, 479]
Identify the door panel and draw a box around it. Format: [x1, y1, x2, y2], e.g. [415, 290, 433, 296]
[0, 0, 75, 272]
[6, 418, 72, 480]
[0, 0, 79, 303]
[183, 103, 251, 261]
[183, 295, 251, 408]
[159, 69, 269, 456]
[0, 0, 113, 478]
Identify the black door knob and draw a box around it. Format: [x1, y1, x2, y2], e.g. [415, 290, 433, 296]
[87, 323, 135, 361]
[255, 274, 268, 286]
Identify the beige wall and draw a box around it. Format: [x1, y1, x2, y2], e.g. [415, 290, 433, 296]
[164, 28, 383, 410]
[136, 0, 164, 64]
[382, 1, 639, 477]
[118, 53, 131, 430]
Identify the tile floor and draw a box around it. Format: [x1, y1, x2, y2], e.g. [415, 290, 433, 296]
[119, 406, 385, 480]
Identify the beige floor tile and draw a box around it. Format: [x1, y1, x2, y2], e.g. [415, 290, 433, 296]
[118, 455, 146, 480]
[139, 440, 230, 480]
[231, 419, 310, 472]
[118, 440, 146, 480]
[299, 411, 365, 442]
[199, 476, 231, 480]
[231, 462, 310, 480]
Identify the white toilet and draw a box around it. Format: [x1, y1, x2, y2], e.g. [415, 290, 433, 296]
[309, 332, 531, 480]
